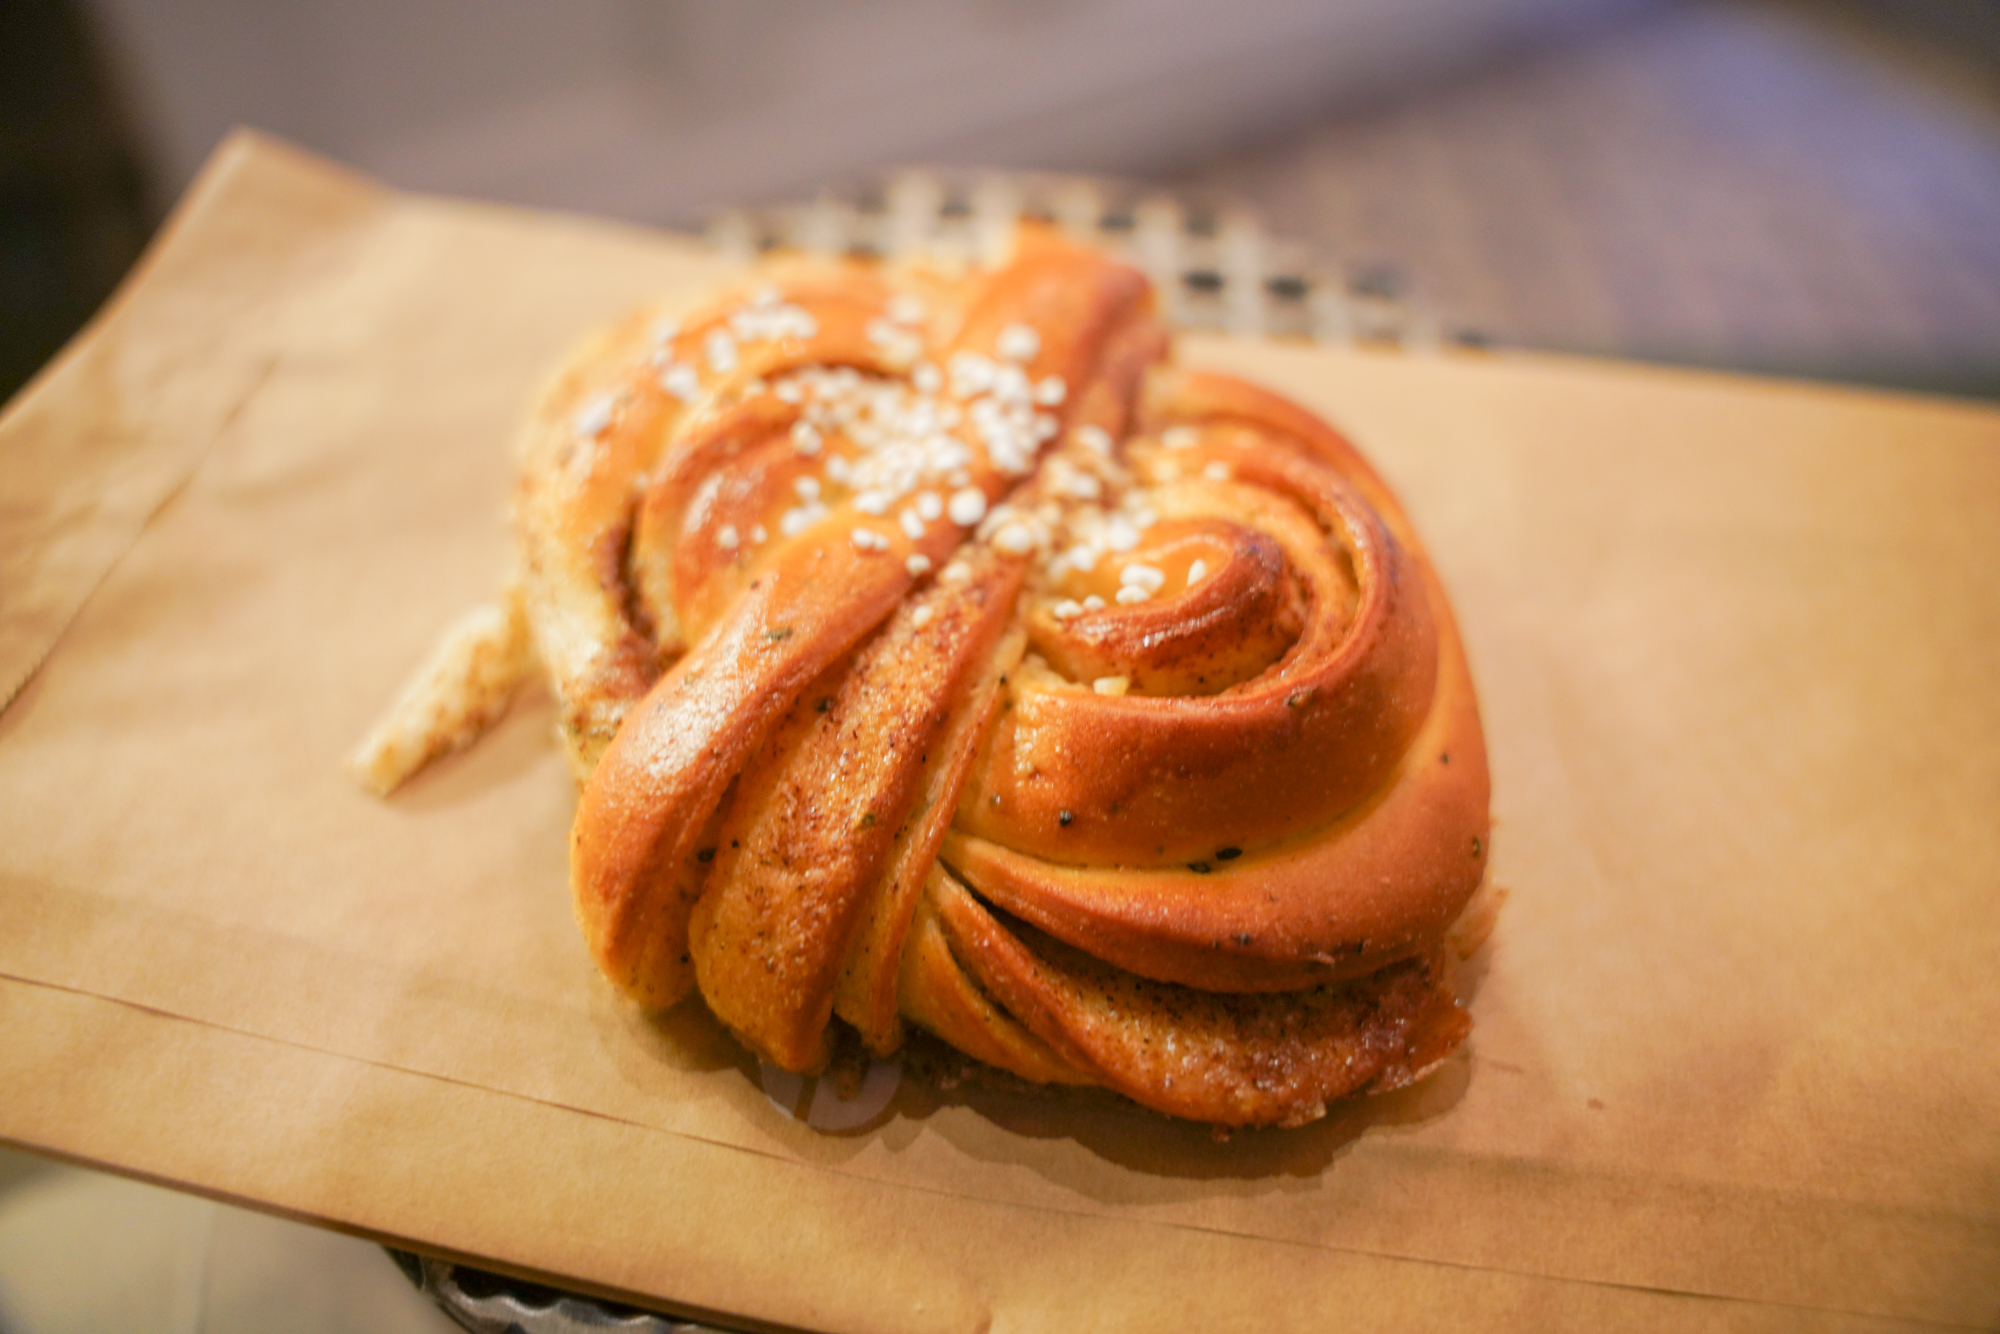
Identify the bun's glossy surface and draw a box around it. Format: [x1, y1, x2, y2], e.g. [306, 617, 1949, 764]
[408, 229, 1491, 1127]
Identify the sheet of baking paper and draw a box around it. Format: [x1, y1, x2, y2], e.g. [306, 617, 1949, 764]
[1, 132, 1995, 1334]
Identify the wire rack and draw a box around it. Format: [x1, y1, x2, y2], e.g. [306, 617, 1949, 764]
[389, 1249, 734, 1334]
[707, 168, 1469, 351]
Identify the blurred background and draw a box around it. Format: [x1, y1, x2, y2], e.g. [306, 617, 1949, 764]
[4, 0, 1998, 407]
[1, 0, 1997, 1328]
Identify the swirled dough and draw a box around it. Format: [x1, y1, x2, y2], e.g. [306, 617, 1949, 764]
[368, 228, 1493, 1127]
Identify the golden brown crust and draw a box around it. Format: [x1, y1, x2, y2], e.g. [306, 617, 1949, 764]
[689, 545, 1027, 1070]
[426, 227, 1494, 1127]
[896, 876, 1097, 1087]
[942, 561, 1488, 994]
[953, 432, 1439, 868]
[928, 871, 1463, 1128]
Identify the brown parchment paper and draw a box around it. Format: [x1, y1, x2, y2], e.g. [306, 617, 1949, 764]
[2, 132, 1997, 1333]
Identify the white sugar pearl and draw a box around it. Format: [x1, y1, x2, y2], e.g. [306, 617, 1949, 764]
[948, 488, 987, 526]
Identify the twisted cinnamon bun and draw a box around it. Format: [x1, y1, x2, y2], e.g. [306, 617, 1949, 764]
[357, 228, 1492, 1128]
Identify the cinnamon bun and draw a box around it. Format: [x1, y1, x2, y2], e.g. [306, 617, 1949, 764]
[357, 228, 1493, 1128]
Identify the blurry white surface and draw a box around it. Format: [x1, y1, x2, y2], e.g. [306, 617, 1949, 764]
[82, 0, 1654, 225]
[0, 1149, 456, 1334]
